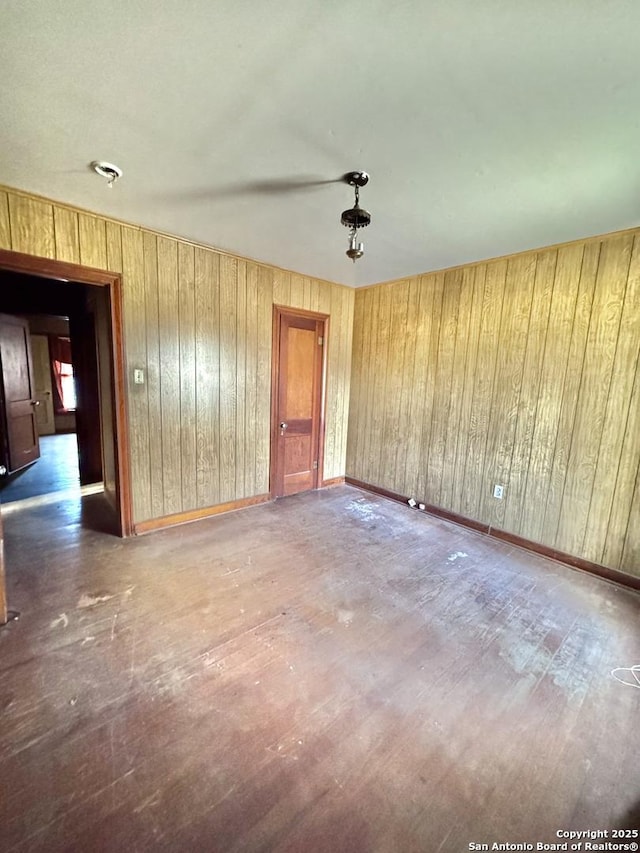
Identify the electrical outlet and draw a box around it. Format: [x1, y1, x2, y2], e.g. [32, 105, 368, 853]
[133, 368, 145, 385]
[493, 484, 504, 500]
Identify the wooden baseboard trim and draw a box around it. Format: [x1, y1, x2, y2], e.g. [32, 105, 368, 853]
[322, 476, 345, 488]
[134, 493, 271, 535]
[345, 477, 640, 592]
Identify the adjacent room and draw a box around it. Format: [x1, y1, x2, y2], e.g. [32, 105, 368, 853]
[0, 2, 638, 851]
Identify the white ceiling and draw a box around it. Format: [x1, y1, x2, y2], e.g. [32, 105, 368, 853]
[1, 1, 639, 287]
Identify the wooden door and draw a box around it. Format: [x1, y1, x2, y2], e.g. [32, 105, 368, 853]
[30, 334, 56, 435]
[271, 308, 326, 498]
[0, 314, 40, 473]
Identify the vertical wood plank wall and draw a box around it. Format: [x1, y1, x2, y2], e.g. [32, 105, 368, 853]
[0, 187, 354, 524]
[347, 232, 640, 578]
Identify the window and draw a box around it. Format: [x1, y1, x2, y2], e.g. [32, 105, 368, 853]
[50, 335, 76, 412]
[57, 361, 77, 411]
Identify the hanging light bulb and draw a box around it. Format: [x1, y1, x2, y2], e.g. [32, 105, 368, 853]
[340, 171, 370, 262]
[346, 227, 364, 262]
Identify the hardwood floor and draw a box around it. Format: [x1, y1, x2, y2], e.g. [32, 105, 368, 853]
[0, 486, 638, 852]
[0, 433, 82, 504]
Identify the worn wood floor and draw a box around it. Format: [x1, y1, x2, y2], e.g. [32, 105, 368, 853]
[1, 485, 639, 852]
[0, 433, 81, 504]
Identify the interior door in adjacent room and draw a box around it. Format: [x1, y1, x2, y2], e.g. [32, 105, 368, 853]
[30, 334, 56, 435]
[0, 314, 40, 473]
[271, 308, 326, 498]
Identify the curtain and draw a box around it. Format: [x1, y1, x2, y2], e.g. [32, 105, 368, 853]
[49, 336, 75, 412]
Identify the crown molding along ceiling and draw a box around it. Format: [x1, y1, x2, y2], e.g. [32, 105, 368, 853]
[1, 1, 639, 287]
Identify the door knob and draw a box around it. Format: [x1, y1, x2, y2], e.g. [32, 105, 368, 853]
[279, 422, 288, 430]
[30, 400, 40, 407]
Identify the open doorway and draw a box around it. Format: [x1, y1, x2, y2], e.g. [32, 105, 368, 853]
[0, 307, 101, 506]
[0, 250, 132, 625]
[0, 275, 106, 505]
[0, 249, 131, 538]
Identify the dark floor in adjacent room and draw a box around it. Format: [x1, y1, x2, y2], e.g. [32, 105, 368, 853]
[0, 433, 81, 504]
[1, 486, 638, 852]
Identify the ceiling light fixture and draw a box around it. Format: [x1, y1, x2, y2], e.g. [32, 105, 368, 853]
[341, 171, 371, 262]
[91, 160, 123, 188]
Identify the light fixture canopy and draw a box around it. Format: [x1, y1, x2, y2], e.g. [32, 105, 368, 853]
[91, 160, 123, 188]
[341, 171, 371, 262]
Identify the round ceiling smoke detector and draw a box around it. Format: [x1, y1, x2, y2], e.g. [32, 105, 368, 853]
[90, 160, 123, 187]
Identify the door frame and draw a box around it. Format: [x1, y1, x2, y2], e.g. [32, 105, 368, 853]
[0, 248, 133, 537]
[269, 305, 329, 499]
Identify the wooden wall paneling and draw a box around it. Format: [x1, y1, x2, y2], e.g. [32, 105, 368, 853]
[479, 254, 535, 529]
[303, 277, 312, 310]
[318, 281, 332, 317]
[359, 286, 377, 485]
[350, 287, 372, 479]
[8, 194, 55, 258]
[620, 460, 640, 572]
[554, 234, 633, 555]
[380, 282, 410, 490]
[323, 287, 341, 480]
[415, 273, 445, 504]
[235, 260, 247, 499]
[244, 263, 259, 498]
[289, 273, 304, 310]
[340, 288, 355, 480]
[451, 266, 483, 514]
[319, 282, 335, 476]
[0, 192, 10, 249]
[121, 226, 151, 521]
[78, 213, 107, 270]
[402, 277, 431, 500]
[425, 269, 462, 504]
[218, 254, 237, 503]
[105, 222, 123, 273]
[194, 247, 220, 507]
[306, 277, 316, 313]
[583, 235, 640, 562]
[604, 354, 640, 570]
[460, 262, 505, 520]
[519, 245, 581, 543]
[255, 267, 273, 493]
[347, 224, 639, 575]
[93, 287, 116, 497]
[311, 277, 320, 312]
[178, 242, 197, 510]
[317, 282, 334, 477]
[340, 288, 355, 479]
[272, 268, 291, 306]
[345, 289, 367, 478]
[369, 282, 393, 486]
[53, 206, 80, 263]
[389, 279, 417, 494]
[540, 241, 600, 546]
[382, 282, 410, 488]
[440, 268, 474, 509]
[331, 287, 351, 480]
[142, 232, 163, 518]
[501, 250, 553, 535]
[157, 236, 182, 516]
